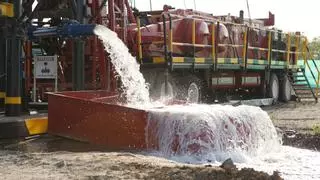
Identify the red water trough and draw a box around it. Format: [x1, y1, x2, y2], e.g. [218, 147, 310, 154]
[48, 91, 251, 153]
[48, 90, 158, 150]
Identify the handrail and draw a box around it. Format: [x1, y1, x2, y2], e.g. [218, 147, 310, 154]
[162, 14, 168, 66]
[211, 23, 216, 64]
[286, 33, 291, 66]
[136, 15, 311, 72]
[242, 26, 248, 68]
[306, 45, 320, 97]
[136, 16, 142, 63]
[267, 31, 272, 68]
[299, 37, 319, 99]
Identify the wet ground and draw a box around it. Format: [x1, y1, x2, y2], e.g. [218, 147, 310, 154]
[264, 101, 320, 151]
[0, 135, 283, 180]
[0, 101, 319, 179]
[264, 101, 320, 134]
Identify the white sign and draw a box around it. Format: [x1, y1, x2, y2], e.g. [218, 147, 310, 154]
[34, 56, 57, 79]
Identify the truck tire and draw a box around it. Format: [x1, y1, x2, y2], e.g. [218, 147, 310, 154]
[280, 75, 292, 102]
[187, 81, 201, 103]
[268, 73, 279, 103]
[178, 75, 206, 104]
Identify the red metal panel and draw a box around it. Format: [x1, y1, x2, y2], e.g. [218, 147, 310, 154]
[48, 91, 153, 150]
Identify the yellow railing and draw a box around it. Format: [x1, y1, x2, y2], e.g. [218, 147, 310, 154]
[286, 33, 291, 65]
[136, 17, 143, 63]
[211, 23, 216, 63]
[135, 15, 312, 71]
[267, 31, 272, 65]
[242, 27, 248, 67]
[302, 37, 320, 98]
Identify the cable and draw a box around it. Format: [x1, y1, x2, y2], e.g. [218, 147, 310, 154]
[183, 0, 187, 9]
[246, 0, 252, 24]
[149, 0, 152, 11]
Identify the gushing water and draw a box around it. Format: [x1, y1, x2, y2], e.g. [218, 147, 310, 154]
[94, 26, 320, 179]
[94, 25, 150, 107]
[145, 104, 320, 179]
[146, 104, 281, 162]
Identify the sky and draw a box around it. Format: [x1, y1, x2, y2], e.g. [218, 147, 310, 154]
[133, 0, 320, 40]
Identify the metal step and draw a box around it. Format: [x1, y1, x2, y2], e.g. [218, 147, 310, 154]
[295, 94, 315, 98]
[292, 83, 308, 86]
[293, 86, 312, 90]
[295, 90, 314, 95]
[292, 75, 305, 78]
[293, 79, 307, 82]
[288, 70, 317, 102]
[298, 98, 318, 102]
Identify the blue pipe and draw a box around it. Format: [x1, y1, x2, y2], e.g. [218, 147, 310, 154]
[29, 21, 96, 39]
[60, 23, 96, 37]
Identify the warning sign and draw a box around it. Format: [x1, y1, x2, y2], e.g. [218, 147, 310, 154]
[34, 56, 57, 79]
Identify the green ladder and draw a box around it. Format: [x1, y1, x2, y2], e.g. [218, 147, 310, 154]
[289, 68, 317, 102]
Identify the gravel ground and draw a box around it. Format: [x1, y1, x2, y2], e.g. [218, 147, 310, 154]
[263, 101, 320, 133]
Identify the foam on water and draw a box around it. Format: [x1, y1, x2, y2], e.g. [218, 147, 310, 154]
[146, 104, 281, 163]
[94, 25, 151, 108]
[146, 104, 320, 179]
[94, 26, 320, 179]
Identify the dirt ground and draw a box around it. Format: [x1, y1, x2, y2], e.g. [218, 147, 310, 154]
[264, 101, 320, 133]
[263, 101, 320, 151]
[0, 101, 318, 180]
[0, 137, 282, 180]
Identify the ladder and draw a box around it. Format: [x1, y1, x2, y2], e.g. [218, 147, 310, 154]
[289, 68, 317, 102]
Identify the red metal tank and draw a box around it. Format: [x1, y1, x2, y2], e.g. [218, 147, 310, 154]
[127, 17, 229, 57]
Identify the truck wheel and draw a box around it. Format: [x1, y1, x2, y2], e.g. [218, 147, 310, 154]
[178, 75, 206, 104]
[268, 73, 279, 103]
[280, 75, 292, 102]
[187, 81, 201, 103]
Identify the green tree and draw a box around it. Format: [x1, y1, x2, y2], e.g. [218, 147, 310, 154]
[308, 37, 320, 59]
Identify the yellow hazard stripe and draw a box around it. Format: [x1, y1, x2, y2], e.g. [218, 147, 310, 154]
[172, 57, 184, 63]
[230, 58, 238, 64]
[217, 58, 239, 64]
[257, 60, 266, 64]
[153, 57, 165, 64]
[25, 117, 48, 135]
[5, 97, 22, 104]
[247, 59, 254, 64]
[217, 58, 225, 64]
[195, 58, 205, 63]
[0, 2, 14, 17]
[0, 92, 5, 98]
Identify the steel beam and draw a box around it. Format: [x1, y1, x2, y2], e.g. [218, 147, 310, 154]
[4, 1, 22, 116]
[72, 0, 86, 91]
[5, 34, 22, 116]
[0, 38, 5, 110]
[72, 40, 85, 90]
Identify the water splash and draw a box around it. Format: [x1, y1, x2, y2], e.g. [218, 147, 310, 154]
[94, 25, 150, 107]
[146, 104, 281, 163]
[94, 25, 320, 179]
